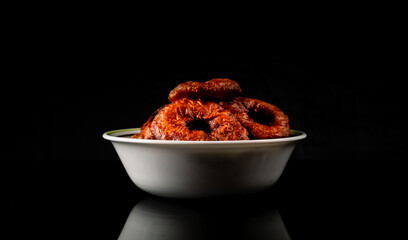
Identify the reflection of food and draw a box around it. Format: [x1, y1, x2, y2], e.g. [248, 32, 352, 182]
[132, 78, 290, 140]
[168, 78, 242, 102]
[118, 196, 291, 240]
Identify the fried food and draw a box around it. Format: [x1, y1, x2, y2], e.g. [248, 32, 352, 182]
[133, 79, 291, 141]
[220, 97, 290, 139]
[131, 106, 164, 139]
[149, 98, 249, 141]
[168, 78, 241, 102]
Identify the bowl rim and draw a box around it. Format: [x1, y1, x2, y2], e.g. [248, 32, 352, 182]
[103, 128, 307, 145]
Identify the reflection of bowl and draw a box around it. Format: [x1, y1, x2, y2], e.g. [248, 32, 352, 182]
[103, 128, 306, 198]
[118, 196, 291, 240]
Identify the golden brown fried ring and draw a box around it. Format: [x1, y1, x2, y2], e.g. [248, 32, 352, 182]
[168, 78, 242, 102]
[131, 106, 165, 139]
[220, 97, 290, 139]
[150, 98, 249, 141]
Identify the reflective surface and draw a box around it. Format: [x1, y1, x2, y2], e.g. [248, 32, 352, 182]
[7, 159, 404, 239]
[119, 196, 289, 240]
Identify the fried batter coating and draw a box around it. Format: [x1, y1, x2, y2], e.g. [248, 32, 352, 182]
[131, 106, 165, 139]
[150, 98, 249, 141]
[133, 79, 291, 141]
[220, 97, 290, 139]
[168, 78, 242, 102]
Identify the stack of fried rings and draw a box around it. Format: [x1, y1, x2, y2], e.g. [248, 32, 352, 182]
[132, 78, 290, 140]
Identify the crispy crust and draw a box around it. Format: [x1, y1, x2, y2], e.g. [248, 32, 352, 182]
[131, 106, 165, 139]
[134, 79, 290, 141]
[149, 98, 249, 141]
[220, 97, 290, 139]
[168, 78, 242, 102]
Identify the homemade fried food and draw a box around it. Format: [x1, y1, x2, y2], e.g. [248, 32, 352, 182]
[131, 106, 164, 139]
[146, 98, 249, 140]
[132, 78, 290, 140]
[168, 78, 241, 102]
[219, 97, 290, 139]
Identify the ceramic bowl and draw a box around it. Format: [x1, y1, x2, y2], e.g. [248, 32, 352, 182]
[103, 128, 306, 198]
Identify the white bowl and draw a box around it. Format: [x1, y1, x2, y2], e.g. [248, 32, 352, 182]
[103, 128, 306, 198]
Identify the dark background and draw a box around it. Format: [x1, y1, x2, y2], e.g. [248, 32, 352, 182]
[6, 14, 406, 239]
[9, 24, 405, 163]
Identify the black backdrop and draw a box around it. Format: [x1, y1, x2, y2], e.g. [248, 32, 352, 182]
[6, 15, 406, 239]
[9, 27, 405, 164]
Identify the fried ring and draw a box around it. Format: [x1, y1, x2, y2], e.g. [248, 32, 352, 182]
[150, 98, 249, 141]
[220, 97, 290, 139]
[131, 106, 165, 139]
[168, 78, 242, 102]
